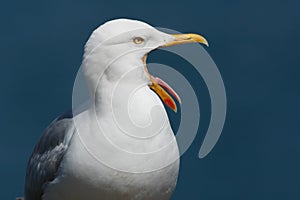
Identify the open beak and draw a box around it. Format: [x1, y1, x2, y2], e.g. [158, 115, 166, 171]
[145, 33, 209, 112]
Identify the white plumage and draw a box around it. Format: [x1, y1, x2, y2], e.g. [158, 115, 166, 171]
[26, 19, 181, 200]
[25, 18, 208, 200]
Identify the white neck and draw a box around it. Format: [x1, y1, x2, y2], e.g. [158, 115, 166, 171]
[73, 51, 179, 171]
[82, 53, 150, 113]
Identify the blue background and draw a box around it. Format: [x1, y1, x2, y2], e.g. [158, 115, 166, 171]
[1, 0, 299, 199]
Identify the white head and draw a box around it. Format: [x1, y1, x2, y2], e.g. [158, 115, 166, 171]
[83, 19, 173, 83]
[82, 18, 208, 111]
[84, 19, 175, 59]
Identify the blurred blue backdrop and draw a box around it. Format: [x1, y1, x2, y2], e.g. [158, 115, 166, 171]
[0, 0, 299, 199]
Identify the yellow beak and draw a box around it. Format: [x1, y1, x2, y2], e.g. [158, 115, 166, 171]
[162, 33, 209, 47]
[147, 33, 208, 112]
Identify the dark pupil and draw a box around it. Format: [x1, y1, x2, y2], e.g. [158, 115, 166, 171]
[136, 38, 141, 42]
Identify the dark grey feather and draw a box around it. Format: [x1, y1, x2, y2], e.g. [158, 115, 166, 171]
[25, 117, 73, 200]
[24, 102, 90, 200]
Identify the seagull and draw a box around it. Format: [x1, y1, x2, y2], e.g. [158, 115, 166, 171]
[24, 19, 208, 200]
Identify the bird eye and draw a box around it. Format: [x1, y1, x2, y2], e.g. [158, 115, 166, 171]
[133, 37, 144, 45]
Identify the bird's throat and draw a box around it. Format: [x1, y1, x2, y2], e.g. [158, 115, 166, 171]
[142, 54, 181, 113]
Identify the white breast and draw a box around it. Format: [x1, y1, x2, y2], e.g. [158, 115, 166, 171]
[43, 87, 180, 200]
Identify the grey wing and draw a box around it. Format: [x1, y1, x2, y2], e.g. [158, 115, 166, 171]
[24, 114, 75, 200]
[25, 102, 90, 200]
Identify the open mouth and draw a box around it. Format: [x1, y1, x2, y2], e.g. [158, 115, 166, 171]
[143, 33, 208, 112]
[143, 53, 181, 112]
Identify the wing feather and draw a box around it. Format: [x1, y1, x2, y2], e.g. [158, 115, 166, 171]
[24, 115, 74, 200]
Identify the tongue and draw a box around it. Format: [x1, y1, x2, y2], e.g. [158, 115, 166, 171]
[151, 76, 182, 104]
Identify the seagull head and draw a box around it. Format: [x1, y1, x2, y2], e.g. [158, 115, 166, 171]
[83, 19, 208, 112]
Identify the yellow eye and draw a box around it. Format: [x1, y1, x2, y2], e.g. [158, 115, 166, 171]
[133, 37, 144, 44]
